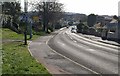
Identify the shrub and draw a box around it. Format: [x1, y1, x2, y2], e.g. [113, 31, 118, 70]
[76, 23, 84, 33]
[82, 25, 89, 34]
[88, 27, 96, 35]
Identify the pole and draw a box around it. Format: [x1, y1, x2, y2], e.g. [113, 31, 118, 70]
[24, 0, 27, 45]
[29, 19, 32, 39]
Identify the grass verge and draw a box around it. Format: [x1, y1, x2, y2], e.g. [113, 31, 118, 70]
[2, 28, 51, 75]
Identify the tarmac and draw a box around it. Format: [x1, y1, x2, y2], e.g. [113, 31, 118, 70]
[28, 28, 120, 75]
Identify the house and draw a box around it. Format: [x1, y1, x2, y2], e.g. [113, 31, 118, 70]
[101, 17, 119, 42]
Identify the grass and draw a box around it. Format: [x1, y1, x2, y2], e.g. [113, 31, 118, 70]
[1, 28, 51, 75]
[0, 28, 2, 76]
[2, 29, 43, 40]
[2, 29, 23, 40]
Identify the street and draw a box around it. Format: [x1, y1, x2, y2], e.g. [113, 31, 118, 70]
[2, 0, 120, 75]
[48, 27, 119, 74]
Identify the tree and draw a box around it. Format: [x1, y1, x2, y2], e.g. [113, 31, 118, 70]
[30, 0, 64, 32]
[77, 20, 89, 33]
[1, 1, 21, 33]
[2, 1, 21, 23]
[87, 14, 97, 27]
[113, 15, 119, 21]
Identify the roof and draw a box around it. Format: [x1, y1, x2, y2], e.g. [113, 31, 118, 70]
[110, 19, 118, 23]
[105, 23, 118, 30]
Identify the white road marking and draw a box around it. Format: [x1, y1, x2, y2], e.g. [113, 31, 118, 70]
[57, 41, 65, 46]
[73, 40, 77, 43]
[45, 30, 100, 75]
[59, 31, 62, 34]
[70, 37, 73, 40]
[72, 33, 118, 49]
[46, 42, 100, 75]
[76, 45, 83, 48]
[67, 34, 73, 40]
[63, 32, 65, 34]
[60, 27, 65, 31]
[87, 49, 96, 52]
[38, 43, 43, 45]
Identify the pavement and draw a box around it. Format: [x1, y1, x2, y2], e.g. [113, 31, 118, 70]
[28, 28, 119, 75]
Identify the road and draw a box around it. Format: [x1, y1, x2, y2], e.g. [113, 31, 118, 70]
[48, 27, 119, 75]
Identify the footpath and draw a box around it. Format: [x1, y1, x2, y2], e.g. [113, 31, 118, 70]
[28, 30, 69, 74]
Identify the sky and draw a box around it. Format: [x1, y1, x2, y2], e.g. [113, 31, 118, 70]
[58, 0, 119, 16]
[20, 0, 120, 16]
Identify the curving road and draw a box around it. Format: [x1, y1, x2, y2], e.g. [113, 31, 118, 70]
[48, 27, 119, 75]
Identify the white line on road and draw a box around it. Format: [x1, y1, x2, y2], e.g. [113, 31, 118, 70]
[72, 33, 118, 49]
[57, 41, 65, 46]
[73, 40, 77, 43]
[87, 49, 96, 52]
[63, 32, 65, 34]
[67, 34, 73, 40]
[70, 37, 73, 40]
[46, 40, 101, 75]
[59, 27, 66, 31]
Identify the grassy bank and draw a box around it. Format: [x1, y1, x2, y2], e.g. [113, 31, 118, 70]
[2, 28, 51, 75]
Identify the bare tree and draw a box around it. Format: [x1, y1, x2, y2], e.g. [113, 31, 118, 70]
[30, 0, 64, 32]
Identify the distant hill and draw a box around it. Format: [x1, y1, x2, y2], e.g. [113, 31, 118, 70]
[63, 12, 87, 22]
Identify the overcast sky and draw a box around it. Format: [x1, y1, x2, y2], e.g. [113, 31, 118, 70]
[20, 0, 120, 16]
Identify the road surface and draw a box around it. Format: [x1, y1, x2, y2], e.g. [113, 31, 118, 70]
[48, 27, 119, 75]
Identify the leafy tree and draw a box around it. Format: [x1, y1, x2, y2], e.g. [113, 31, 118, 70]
[2, 1, 21, 22]
[113, 15, 119, 20]
[2, 1, 21, 33]
[87, 14, 97, 27]
[77, 20, 84, 33]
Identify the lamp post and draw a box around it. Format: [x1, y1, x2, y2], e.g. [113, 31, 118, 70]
[24, 0, 28, 45]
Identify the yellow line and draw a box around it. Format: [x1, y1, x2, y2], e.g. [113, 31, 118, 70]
[28, 41, 34, 57]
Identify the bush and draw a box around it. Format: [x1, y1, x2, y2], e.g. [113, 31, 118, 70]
[55, 23, 62, 29]
[82, 25, 89, 34]
[77, 23, 84, 33]
[88, 27, 96, 35]
[77, 22, 89, 34]
[32, 30, 46, 35]
[95, 28, 103, 37]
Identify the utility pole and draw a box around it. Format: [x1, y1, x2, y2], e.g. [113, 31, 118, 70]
[24, 0, 28, 45]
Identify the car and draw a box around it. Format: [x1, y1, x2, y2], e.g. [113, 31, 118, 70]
[66, 26, 69, 28]
[71, 27, 77, 33]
